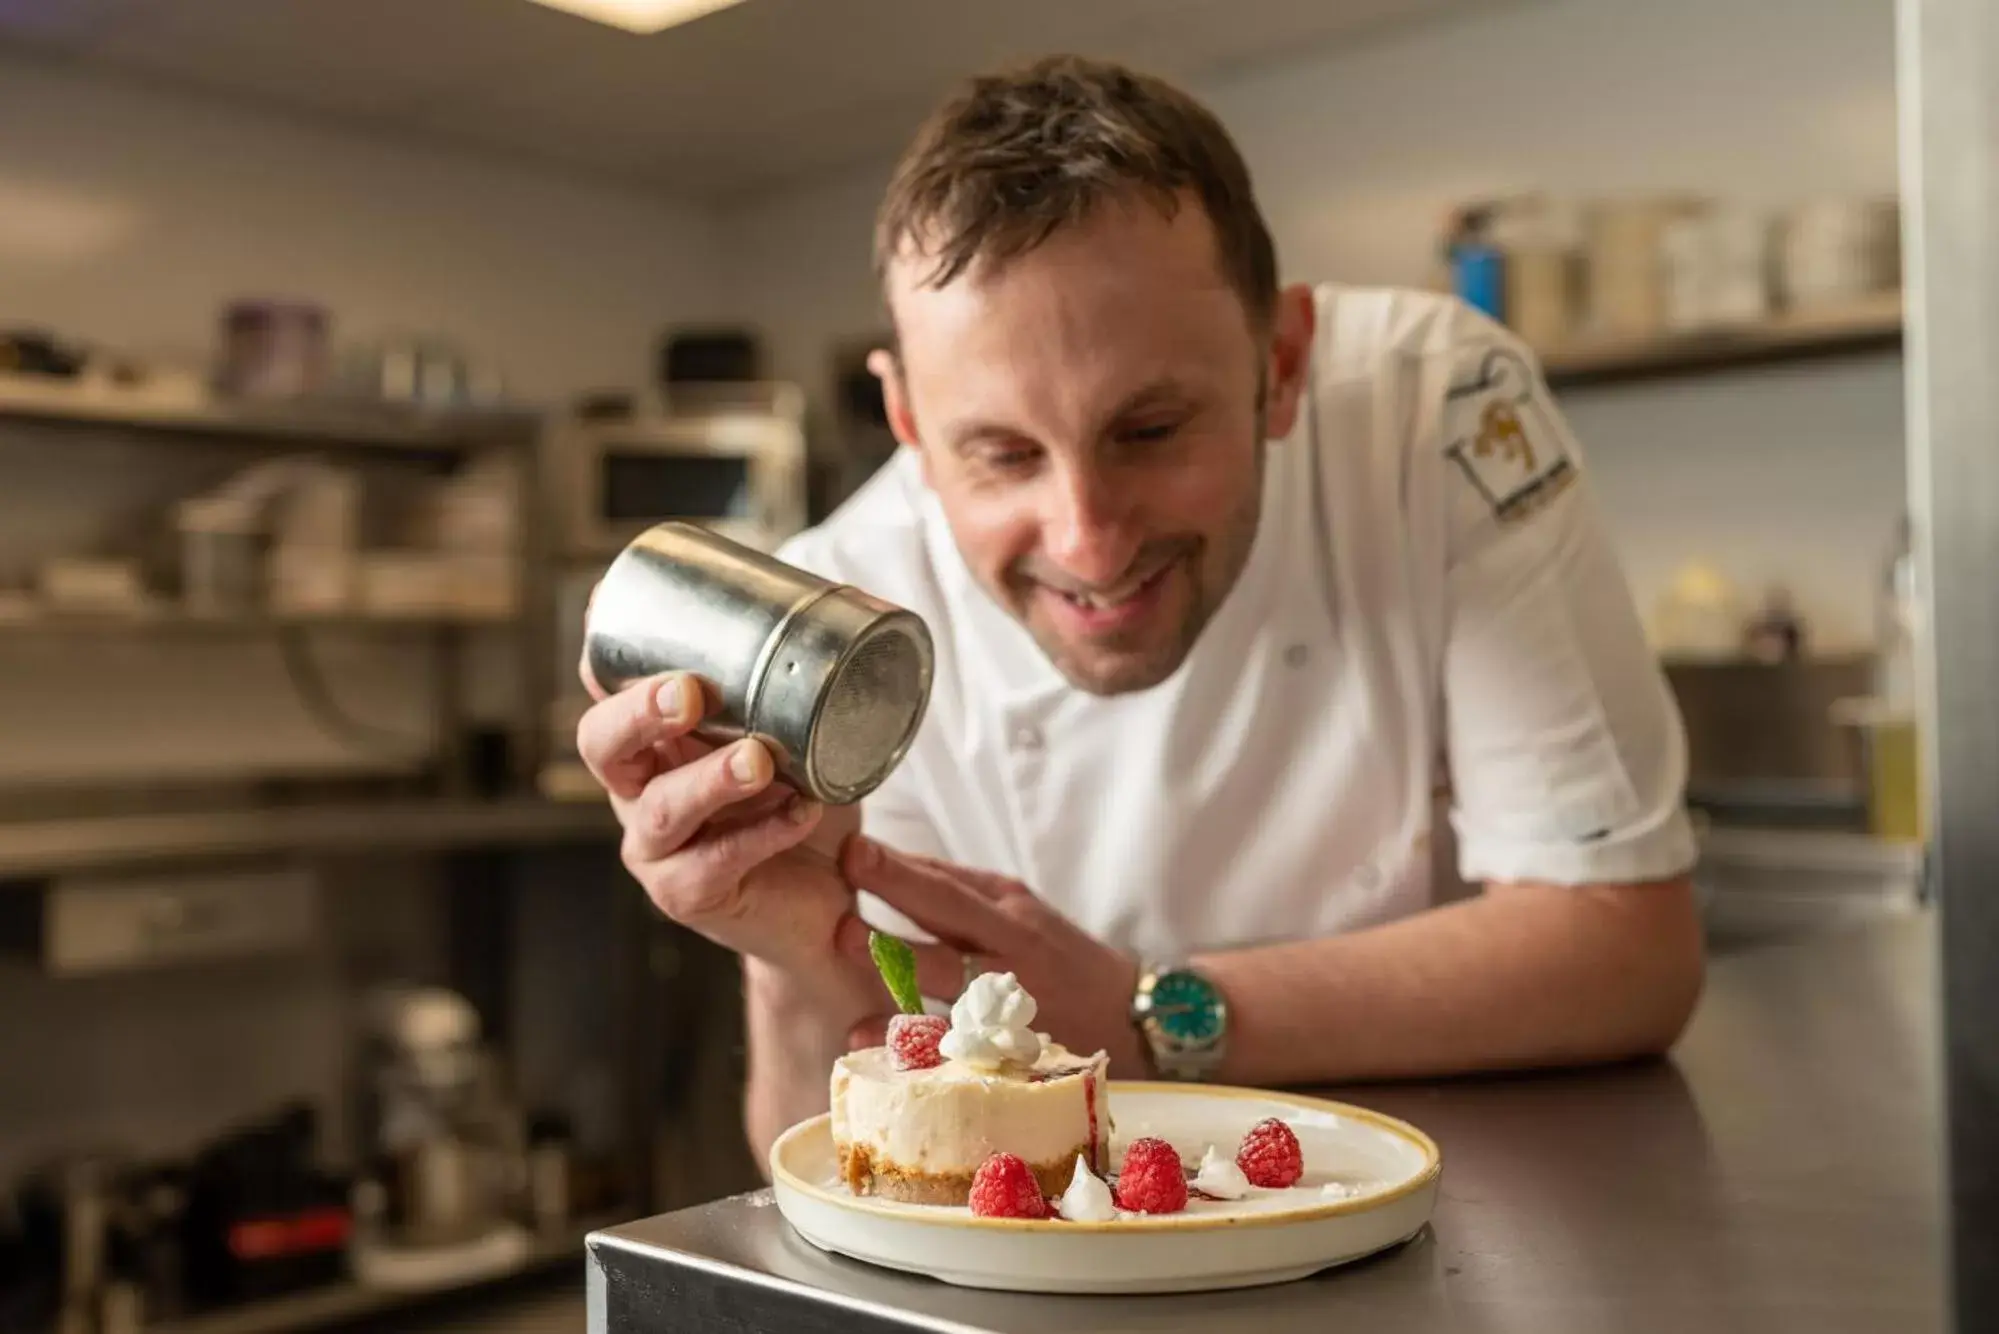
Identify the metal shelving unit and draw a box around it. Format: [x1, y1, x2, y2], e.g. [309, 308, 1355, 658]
[0, 379, 661, 1334]
[147, 1212, 626, 1334]
[0, 796, 617, 879]
[0, 373, 558, 796]
[0, 610, 517, 635]
[1538, 291, 1904, 390]
[0, 375, 540, 457]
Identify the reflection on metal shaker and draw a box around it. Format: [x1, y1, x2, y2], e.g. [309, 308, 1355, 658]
[584, 521, 935, 805]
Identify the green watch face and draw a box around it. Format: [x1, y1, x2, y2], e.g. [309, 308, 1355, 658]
[1150, 969, 1224, 1046]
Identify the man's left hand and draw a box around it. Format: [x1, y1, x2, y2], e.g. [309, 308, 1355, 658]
[834, 837, 1150, 1079]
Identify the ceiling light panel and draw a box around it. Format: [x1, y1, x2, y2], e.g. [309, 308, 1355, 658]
[524, 0, 746, 35]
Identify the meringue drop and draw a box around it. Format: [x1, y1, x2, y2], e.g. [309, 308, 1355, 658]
[1192, 1145, 1252, 1200]
[1056, 1154, 1117, 1222]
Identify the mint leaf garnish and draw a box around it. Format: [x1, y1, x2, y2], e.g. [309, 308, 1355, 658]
[868, 930, 924, 1016]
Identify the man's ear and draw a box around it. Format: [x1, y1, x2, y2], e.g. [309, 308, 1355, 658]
[866, 348, 920, 449]
[1259, 284, 1317, 441]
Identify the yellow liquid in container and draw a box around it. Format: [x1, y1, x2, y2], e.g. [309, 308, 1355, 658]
[1867, 717, 1925, 844]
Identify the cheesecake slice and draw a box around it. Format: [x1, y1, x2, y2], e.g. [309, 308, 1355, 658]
[830, 1042, 1110, 1206]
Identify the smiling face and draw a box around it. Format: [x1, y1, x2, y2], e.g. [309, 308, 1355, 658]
[880, 195, 1314, 695]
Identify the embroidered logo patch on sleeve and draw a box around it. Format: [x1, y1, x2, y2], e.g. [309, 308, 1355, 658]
[1444, 346, 1576, 523]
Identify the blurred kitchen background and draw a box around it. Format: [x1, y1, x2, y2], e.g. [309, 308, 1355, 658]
[0, 0, 1920, 1330]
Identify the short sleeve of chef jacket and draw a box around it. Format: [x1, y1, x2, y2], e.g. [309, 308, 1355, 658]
[1423, 306, 1698, 888]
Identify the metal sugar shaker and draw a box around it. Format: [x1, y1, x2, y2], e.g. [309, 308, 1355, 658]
[584, 521, 935, 805]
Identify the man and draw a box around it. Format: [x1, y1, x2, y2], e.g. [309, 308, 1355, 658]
[577, 56, 1704, 1164]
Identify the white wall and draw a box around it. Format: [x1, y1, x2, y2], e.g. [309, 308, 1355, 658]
[721, 0, 1905, 648]
[0, 51, 730, 405]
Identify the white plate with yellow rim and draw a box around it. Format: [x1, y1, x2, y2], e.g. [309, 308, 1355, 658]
[769, 1081, 1441, 1294]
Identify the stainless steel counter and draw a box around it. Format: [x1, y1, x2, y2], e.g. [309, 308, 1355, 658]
[586, 917, 1945, 1333]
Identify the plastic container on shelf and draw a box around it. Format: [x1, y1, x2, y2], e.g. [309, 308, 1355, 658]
[1868, 516, 1924, 843]
[1832, 515, 1926, 844]
[1663, 207, 1775, 331]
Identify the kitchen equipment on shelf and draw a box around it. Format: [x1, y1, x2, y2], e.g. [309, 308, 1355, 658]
[338, 337, 506, 409]
[584, 521, 935, 806]
[175, 496, 266, 617]
[35, 557, 151, 618]
[0, 328, 88, 379]
[1741, 585, 1807, 664]
[99, 1163, 190, 1326]
[3, 1108, 363, 1329]
[659, 327, 762, 387]
[354, 986, 527, 1276]
[214, 299, 329, 400]
[174, 457, 363, 616]
[408, 454, 521, 619]
[11, 1156, 119, 1334]
[266, 464, 362, 616]
[1777, 197, 1901, 312]
[179, 1106, 351, 1310]
[0, 863, 320, 978]
[549, 383, 808, 558]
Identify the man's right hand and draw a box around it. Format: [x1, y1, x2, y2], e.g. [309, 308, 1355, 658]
[575, 668, 862, 971]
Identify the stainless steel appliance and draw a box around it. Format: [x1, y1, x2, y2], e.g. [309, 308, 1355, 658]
[583, 522, 934, 806]
[548, 385, 808, 560]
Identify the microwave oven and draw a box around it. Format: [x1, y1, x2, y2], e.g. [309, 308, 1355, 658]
[550, 388, 808, 558]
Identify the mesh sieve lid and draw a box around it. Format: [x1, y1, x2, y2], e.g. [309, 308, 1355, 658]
[809, 621, 930, 801]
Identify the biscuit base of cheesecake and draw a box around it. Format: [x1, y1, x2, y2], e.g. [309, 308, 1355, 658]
[836, 1140, 1093, 1206]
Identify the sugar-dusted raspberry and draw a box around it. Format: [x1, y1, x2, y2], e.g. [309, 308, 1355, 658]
[1236, 1117, 1304, 1188]
[886, 1014, 947, 1071]
[968, 1153, 1049, 1219]
[1112, 1137, 1189, 1214]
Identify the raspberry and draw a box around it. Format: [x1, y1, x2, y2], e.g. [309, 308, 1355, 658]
[886, 1014, 947, 1071]
[968, 1153, 1049, 1219]
[1236, 1117, 1304, 1188]
[1112, 1138, 1188, 1214]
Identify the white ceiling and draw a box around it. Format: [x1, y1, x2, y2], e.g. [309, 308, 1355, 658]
[0, 0, 1496, 200]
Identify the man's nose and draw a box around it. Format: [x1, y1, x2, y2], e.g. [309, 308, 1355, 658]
[1041, 464, 1141, 585]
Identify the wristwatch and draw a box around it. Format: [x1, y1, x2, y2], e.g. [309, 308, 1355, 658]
[1130, 961, 1229, 1081]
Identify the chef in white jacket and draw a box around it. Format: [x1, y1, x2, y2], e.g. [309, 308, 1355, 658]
[576, 55, 1704, 1160]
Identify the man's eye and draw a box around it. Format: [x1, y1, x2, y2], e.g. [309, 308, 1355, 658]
[980, 446, 1040, 473]
[1119, 420, 1181, 446]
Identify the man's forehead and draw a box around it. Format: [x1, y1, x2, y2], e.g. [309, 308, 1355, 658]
[894, 265, 1244, 392]
[884, 197, 1245, 351]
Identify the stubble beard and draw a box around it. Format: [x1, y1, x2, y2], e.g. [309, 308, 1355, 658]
[1028, 431, 1267, 697]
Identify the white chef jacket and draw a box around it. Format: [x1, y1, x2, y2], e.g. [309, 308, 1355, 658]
[779, 283, 1697, 964]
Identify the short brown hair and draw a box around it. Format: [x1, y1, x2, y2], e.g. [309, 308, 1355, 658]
[874, 55, 1279, 328]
